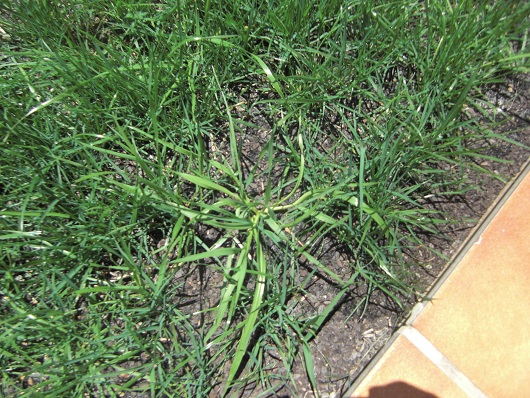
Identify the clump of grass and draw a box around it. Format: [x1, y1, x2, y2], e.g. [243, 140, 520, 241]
[1, 0, 529, 396]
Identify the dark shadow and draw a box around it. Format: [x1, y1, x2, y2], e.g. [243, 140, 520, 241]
[359, 381, 439, 398]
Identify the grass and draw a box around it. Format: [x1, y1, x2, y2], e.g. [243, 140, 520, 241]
[1, 0, 529, 396]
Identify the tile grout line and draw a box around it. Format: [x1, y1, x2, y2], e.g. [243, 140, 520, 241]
[401, 325, 488, 398]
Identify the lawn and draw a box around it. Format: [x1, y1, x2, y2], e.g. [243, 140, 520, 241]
[1, 1, 529, 396]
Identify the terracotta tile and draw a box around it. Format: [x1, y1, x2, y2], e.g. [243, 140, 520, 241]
[350, 334, 468, 398]
[412, 171, 530, 398]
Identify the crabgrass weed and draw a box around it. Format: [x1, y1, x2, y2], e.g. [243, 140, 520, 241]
[1, 0, 529, 396]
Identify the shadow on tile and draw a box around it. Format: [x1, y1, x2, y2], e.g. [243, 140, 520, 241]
[359, 381, 438, 398]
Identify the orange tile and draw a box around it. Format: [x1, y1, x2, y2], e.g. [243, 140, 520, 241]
[412, 171, 530, 398]
[350, 334, 468, 398]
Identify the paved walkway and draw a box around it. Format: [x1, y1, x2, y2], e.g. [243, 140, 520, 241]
[346, 160, 530, 398]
